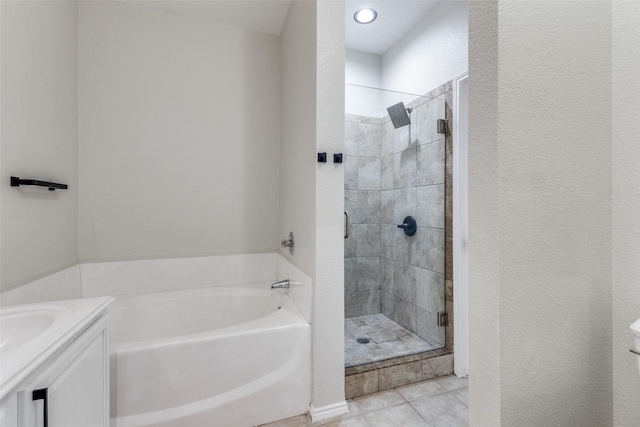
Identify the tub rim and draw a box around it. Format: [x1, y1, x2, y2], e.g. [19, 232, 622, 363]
[108, 282, 308, 353]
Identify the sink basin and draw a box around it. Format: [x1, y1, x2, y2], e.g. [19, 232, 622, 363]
[0, 306, 73, 353]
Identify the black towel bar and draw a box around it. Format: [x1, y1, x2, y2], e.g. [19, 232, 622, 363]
[10, 176, 68, 191]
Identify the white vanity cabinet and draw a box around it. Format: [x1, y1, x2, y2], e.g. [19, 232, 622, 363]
[18, 317, 109, 427]
[0, 298, 112, 427]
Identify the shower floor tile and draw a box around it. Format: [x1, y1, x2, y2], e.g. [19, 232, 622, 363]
[345, 314, 440, 367]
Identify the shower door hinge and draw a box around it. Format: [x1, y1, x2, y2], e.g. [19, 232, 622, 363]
[437, 119, 447, 135]
[437, 311, 448, 327]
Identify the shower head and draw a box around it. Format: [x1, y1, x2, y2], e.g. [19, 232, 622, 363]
[387, 102, 412, 129]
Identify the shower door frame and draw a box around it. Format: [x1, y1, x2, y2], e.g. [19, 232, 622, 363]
[453, 71, 469, 377]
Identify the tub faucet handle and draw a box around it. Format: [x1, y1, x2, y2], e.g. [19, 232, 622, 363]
[281, 232, 295, 255]
[271, 280, 290, 289]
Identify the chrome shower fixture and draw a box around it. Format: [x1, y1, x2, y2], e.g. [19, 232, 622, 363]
[387, 102, 412, 129]
[281, 231, 294, 255]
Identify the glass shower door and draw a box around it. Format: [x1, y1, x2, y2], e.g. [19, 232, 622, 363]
[344, 83, 448, 367]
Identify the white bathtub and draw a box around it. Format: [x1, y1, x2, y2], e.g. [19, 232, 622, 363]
[108, 283, 311, 427]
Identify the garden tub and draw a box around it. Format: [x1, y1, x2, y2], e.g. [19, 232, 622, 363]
[108, 283, 311, 427]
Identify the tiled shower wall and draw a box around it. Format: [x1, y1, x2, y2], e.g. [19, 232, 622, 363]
[344, 115, 383, 317]
[345, 81, 453, 350]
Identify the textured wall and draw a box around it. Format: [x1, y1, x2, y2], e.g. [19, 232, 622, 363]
[612, 0, 640, 424]
[279, 0, 317, 281]
[345, 49, 383, 117]
[498, 2, 612, 424]
[78, 1, 281, 263]
[469, 1, 613, 425]
[381, 0, 468, 97]
[1, 1, 79, 292]
[313, 0, 347, 411]
[280, 0, 347, 412]
[468, 1, 500, 422]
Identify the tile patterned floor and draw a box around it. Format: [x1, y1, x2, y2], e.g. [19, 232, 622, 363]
[345, 314, 439, 367]
[258, 375, 468, 427]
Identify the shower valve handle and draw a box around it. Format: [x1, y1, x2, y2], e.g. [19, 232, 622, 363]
[397, 216, 417, 237]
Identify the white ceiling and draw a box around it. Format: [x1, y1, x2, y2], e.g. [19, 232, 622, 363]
[345, 0, 439, 55]
[119, 0, 437, 55]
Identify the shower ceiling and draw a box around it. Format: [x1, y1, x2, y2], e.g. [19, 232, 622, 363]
[346, 0, 439, 55]
[117, 1, 437, 55]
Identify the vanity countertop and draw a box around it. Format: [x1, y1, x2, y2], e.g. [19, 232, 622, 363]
[0, 296, 113, 399]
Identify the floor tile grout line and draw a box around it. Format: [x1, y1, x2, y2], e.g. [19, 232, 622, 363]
[403, 386, 465, 404]
[361, 401, 432, 427]
[350, 398, 407, 417]
[447, 387, 469, 408]
[406, 398, 437, 427]
[360, 413, 374, 427]
[403, 388, 469, 427]
[265, 377, 464, 426]
[398, 381, 462, 403]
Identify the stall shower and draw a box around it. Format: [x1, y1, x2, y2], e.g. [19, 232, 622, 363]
[344, 84, 448, 368]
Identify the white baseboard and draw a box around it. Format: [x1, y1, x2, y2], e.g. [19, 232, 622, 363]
[309, 401, 349, 422]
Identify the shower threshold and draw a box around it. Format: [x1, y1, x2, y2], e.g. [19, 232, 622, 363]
[345, 313, 441, 368]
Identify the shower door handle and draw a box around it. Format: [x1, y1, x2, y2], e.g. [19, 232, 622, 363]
[344, 211, 350, 239]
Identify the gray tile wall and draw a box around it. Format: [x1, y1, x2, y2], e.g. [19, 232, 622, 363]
[380, 94, 446, 348]
[345, 82, 451, 350]
[345, 115, 383, 317]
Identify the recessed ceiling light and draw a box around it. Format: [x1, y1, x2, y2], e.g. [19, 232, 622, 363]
[354, 8, 377, 24]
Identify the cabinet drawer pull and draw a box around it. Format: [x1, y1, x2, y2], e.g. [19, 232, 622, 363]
[32, 388, 48, 427]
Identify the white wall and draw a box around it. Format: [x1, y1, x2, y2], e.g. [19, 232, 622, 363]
[381, 0, 468, 96]
[314, 0, 346, 414]
[78, 1, 281, 263]
[612, 1, 640, 424]
[0, 265, 82, 306]
[279, 0, 347, 414]
[467, 1, 499, 424]
[1, 1, 79, 292]
[345, 49, 382, 117]
[345, 49, 381, 87]
[469, 1, 613, 425]
[279, 0, 317, 282]
[345, 0, 468, 117]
